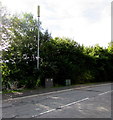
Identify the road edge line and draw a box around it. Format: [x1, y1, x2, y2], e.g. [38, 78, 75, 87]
[3, 83, 112, 101]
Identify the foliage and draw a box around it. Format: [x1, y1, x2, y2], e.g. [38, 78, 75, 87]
[1, 11, 113, 90]
[1, 12, 52, 89]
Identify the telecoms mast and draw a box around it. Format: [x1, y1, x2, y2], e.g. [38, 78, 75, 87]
[37, 6, 40, 69]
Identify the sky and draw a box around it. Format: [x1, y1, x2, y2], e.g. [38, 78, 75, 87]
[1, 0, 112, 47]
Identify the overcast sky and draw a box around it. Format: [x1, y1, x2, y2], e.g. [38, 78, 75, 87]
[1, 0, 112, 47]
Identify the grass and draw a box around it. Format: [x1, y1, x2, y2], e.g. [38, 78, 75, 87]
[2, 87, 37, 94]
[3, 89, 24, 94]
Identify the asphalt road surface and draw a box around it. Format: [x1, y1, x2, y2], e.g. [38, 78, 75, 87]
[2, 83, 113, 118]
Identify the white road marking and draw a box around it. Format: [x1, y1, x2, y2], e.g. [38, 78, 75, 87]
[3, 83, 112, 101]
[4, 88, 74, 101]
[75, 83, 111, 90]
[60, 97, 89, 108]
[34, 89, 113, 117]
[96, 106, 109, 112]
[36, 97, 89, 117]
[39, 109, 55, 115]
[98, 90, 113, 96]
[32, 109, 55, 117]
[48, 96, 60, 99]
[35, 103, 51, 110]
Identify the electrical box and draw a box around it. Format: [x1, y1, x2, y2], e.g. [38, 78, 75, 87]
[45, 78, 53, 88]
[65, 79, 71, 86]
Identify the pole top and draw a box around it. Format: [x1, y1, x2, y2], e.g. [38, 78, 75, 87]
[37, 5, 40, 17]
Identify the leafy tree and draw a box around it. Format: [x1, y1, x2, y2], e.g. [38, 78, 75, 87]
[0, 2, 11, 50]
[2, 13, 51, 88]
[2, 10, 113, 90]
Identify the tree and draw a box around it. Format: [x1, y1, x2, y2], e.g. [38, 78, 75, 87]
[0, 2, 11, 50]
[2, 13, 52, 89]
[2, 10, 113, 90]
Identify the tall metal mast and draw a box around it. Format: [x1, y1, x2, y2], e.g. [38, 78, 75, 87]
[37, 5, 40, 69]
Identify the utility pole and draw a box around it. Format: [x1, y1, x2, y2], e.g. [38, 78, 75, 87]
[37, 5, 40, 69]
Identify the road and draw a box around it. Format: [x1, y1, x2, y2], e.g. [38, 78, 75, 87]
[2, 83, 112, 118]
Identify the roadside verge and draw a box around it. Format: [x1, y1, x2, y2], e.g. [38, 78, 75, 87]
[2, 82, 112, 100]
